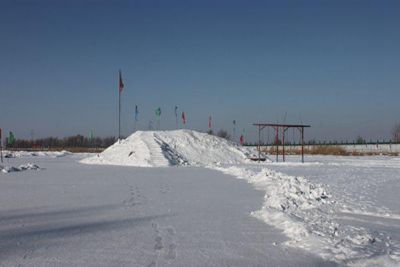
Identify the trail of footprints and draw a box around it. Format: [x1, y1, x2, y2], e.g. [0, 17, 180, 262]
[123, 184, 147, 208]
[149, 222, 177, 266]
[124, 183, 170, 209]
[122, 183, 176, 266]
[159, 184, 171, 194]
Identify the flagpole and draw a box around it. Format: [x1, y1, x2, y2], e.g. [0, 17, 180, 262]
[119, 89, 121, 141]
[118, 70, 124, 142]
[0, 128, 3, 163]
[174, 106, 178, 129]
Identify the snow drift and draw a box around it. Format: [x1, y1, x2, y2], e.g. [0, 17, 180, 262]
[215, 166, 400, 265]
[81, 130, 255, 167]
[4, 150, 71, 158]
[1, 163, 41, 173]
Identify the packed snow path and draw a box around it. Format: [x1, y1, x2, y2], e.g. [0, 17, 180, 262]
[0, 155, 332, 267]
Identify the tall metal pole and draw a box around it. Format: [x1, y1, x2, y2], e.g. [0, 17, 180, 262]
[275, 127, 279, 162]
[258, 125, 261, 162]
[0, 128, 3, 163]
[118, 90, 121, 141]
[282, 127, 285, 162]
[301, 127, 305, 163]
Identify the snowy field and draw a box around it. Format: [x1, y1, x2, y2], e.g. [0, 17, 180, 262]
[1, 130, 399, 266]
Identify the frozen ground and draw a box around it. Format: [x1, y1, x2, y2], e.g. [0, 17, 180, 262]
[260, 155, 400, 266]
[0, 154, 332, 267]
[0, 130, 399, 266]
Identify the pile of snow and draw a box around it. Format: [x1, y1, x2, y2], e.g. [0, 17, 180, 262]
[215, 165, 400, 265]
[1, 163, 41, 173]
[4, 150, 71, 158]
[81, 130, 255, 167]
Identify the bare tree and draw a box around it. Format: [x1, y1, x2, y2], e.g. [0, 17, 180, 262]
[393, 123, 400, 142]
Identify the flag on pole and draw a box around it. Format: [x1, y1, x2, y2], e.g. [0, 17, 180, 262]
[155, 107, 161, 117]
[232, 120, 236, 142]
[119, 70, 124, 93]
[182, 112, 186, 125]
[155, 107, 161, 130]
[240, 134, 244, 145]
[174, 106, 178, 129]
[208, 116, 212, 129]
[118, 70, 124, 141]
[89, 130, 95, 142]
[0, 128, 3, 163]
[135, 105, 139, 121]
[7, 131, 15, 145]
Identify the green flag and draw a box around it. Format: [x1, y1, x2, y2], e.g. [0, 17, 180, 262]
[8, 132, 15, 145]
[89, 130, 94, 141]
[155, 107, 161, 117]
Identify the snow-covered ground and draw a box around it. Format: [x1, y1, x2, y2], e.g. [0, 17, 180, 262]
[261, 155, 400, 264]
[0, 154, 331, 266]
[235, 156, 400, 266]
[1, 130, 399, 266]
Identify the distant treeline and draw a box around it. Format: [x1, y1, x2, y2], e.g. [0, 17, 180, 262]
[4, 135, 117, 149]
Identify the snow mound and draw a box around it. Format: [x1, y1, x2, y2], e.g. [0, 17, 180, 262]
[4, 150, 71, 158]
[81, 130, 256, 167]
[215, 165, 400, 265]
[1, 163, 41, 173]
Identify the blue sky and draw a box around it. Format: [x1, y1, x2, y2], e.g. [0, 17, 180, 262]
[0, 0, 399, 142]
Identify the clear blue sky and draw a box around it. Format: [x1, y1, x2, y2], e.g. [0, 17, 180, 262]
[1, 0, 399, 142]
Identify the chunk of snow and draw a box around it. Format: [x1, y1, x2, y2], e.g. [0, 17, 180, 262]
[3, 150, 71, 158]
[1, 163, 41, 173]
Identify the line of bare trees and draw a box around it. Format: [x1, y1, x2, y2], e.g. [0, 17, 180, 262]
[3, 123, 400, 149]
[4, 135, 116, 149]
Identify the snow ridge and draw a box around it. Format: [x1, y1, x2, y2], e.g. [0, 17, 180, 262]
[1, 163, 41, 173]
[4, 150, 71, 158]
[214, 165, 400, 266]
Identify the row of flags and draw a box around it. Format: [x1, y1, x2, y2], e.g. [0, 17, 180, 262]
[131, 105, 244, 133]
[132, 106, 187, 126]
[130, 105, 244, 143]
[118, 70, 244, 144]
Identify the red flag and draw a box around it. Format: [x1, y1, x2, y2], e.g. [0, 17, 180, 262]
[240, 135, 244, 145]
[119, 70, 124, 93]
[208, 116, 212, 129]
[182, 112, 186, 125]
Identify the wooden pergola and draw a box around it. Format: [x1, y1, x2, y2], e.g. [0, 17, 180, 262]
[253, 123, 311, 163]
